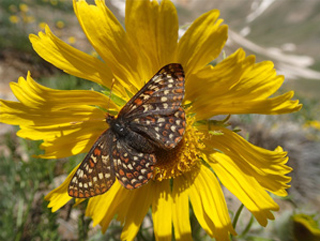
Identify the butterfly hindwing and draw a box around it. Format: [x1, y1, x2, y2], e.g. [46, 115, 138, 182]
[68, 130, 115, 198]
[112, 138, 156, 190]
[129, 107, 186, 150]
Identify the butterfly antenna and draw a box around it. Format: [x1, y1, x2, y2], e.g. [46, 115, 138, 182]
[106, 78, 116, 118]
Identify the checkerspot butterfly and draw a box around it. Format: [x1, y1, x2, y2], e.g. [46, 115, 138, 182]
[68, 63, 186, 198]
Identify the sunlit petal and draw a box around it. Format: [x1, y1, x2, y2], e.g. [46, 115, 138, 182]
[188, 166, 236, 240]
[126, 0, 178, 79]
[152, 180, 173, 241]
[178, 10, 228, 76]
[187, 49, 301, 119]
[207, 152, 279, 227]
[120, 183, 154, 241]
[203, 126, 292, 196]
[172, 175, 193, 241]
[29, 26, 128, 97]
[74, 0, 140, 94]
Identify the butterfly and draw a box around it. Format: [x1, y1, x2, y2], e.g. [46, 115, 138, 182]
[68, 63, 186, 198]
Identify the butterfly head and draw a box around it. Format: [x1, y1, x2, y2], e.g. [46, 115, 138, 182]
[106, 113, 115, 124]
[106, 113, 128, 137]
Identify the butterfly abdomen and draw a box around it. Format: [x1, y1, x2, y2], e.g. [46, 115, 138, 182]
[122, 130, 155, 154]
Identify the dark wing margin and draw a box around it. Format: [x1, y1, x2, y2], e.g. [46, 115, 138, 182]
[112, 139, 156, 190]
[68, 130, 115, 198]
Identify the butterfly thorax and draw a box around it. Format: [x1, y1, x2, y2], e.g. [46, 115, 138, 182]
[107, 115, 128, 137]
[107, 114, 154, 153]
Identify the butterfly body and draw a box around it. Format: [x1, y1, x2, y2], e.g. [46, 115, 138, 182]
[68, 63, 186, 198]
[107, 115, 128, 137]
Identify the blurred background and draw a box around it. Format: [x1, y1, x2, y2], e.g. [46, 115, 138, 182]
[0, 0, 319, 240]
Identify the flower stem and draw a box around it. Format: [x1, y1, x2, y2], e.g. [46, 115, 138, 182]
[232, 204, 244, 229]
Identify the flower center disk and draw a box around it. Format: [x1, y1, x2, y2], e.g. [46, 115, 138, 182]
[153, 117, 205, 181]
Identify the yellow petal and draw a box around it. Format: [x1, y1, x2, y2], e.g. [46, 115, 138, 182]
[178, 9, 228, 76]
[29, 26, 128, 97]
[0, 73, 112, 158]
[125, 0, 178, 79]
[1, 73, 112, 124]
[34, 125, 107, 159]
[203, 126, 292, 196]
[74, 0, 140, 93]
[120, 183, 153, 241]
[152, 180, 172, 241]
[188, 165, 236, 240]
[185, 48, 250, 104]
[207, 152, 279, 227]
[86, 181, 127, 229]
[188, 49, 302, 118]
[73, 197, 86, 207]
[188, 177, 215, 237]
[172, 176, 193, 241]
[293, 214, 320, 241]
[45, 164, 80, 212]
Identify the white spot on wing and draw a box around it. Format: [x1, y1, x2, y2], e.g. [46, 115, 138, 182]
[161, 96, 168, 102]
[157, 118, 165, 123]
[170, 125, 177, 132]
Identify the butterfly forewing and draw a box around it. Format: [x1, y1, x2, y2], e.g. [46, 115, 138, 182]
[122, 63, 186, 149]
[68, 63, 185, 198]
[119, 63, 185, 120]
[68, 130, 115, 198]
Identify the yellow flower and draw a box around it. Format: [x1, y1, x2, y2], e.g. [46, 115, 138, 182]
[293, 214, 320, 241]
[23, 15, 35, 24]
[68, 36, 76, 44]
[19, 3, 29, 13]
[50, 0, 59, 6]
[90, 50, 98, 58]
[38, 22, 47, 30]
[9, 15, 20, 24]
[0, 0, 302, 240]
[55, 20, 65, 29]
[304, 120, 320, 131]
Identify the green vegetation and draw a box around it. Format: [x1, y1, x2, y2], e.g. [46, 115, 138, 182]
[0, 131, 59, 240]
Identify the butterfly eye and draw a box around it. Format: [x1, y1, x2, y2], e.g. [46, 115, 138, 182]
[114, 123, 125, 135]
